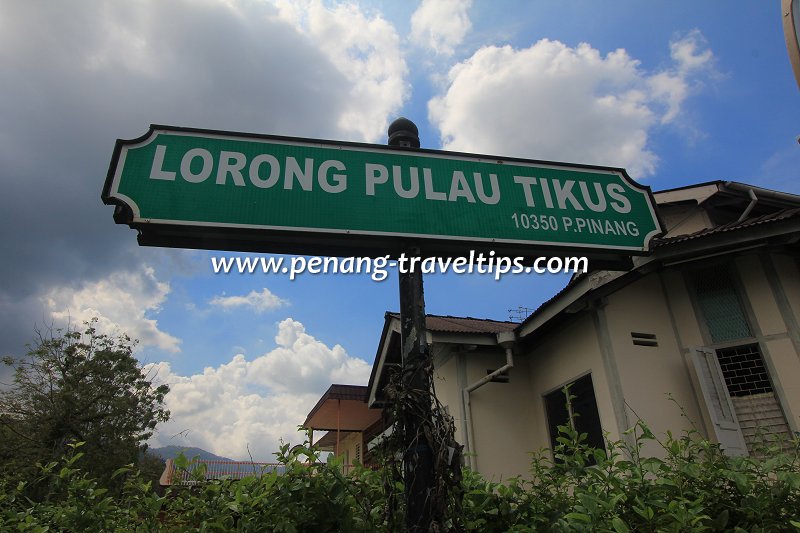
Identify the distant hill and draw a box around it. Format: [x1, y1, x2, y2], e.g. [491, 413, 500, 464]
[149, 445, 235, 462]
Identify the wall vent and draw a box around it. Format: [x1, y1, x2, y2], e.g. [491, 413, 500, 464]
[631, 332, 658, 347]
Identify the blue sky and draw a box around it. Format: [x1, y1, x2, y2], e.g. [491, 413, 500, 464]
[1, 1, 798, 460]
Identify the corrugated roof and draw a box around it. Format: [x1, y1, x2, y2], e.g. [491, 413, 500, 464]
[165, 460, 286, 484]
[653, 207, 800, 247]
[386, 312, 518, 334]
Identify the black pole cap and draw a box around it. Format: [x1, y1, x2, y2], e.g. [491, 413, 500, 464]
[388, 117, 420, 148]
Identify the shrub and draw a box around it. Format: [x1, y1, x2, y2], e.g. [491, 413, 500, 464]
[1, 426, 798, 531]
[460, 420, 800, 532]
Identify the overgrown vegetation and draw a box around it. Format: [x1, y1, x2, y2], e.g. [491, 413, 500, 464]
[461, 421, 800, 532]
[2, 324, 798, 530]
[380, 349, 463, 531]
[1, 422, 798, 531]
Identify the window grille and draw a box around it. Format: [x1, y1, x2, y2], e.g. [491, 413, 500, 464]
[714, 344, 792, 452]
[715, 344, 773, 397]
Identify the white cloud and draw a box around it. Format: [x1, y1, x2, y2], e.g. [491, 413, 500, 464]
[0, 0, 410, 358]
[209, 288, 288, 313]
[147, 318, 371, 460]
[670, 29, 714, 74]
[410, 0, 472, 57]
[649, 30, 715, 124]
[269, 0, 409, 142]
[42, 267, 181, 353]
[429, 32, 714, 178]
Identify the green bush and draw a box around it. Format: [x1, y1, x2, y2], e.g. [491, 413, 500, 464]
[1, 425, 799, 531]
[461, 420, 800, 532]
[0, 442, 164, 531]
[157, 440, 394, 532]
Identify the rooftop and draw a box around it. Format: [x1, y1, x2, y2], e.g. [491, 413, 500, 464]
[303, 384, 381, 432]
[385, 312, 518, 334]
[653, 207, 800, 247]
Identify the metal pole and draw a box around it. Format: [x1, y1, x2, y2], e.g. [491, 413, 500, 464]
[388, 118, 435, 532]
[336, 398, 341, 457]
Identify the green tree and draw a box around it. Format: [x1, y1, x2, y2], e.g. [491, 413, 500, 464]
[0, 319, 169, 494]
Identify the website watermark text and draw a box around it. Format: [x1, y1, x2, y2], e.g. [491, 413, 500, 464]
[211, 252, 588, 282]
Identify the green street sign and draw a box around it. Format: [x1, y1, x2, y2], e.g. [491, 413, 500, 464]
[103, 125, 663, 259]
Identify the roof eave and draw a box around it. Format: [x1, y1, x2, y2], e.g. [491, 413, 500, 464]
[367, 314, 400, 408]
[516, 274, 598, 338]
[723, 182, 800, 207]
[303, 384, 370, 427]
[367, 314, 518, 408]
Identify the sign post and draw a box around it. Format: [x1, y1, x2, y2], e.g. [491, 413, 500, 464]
[387, 119, 435, 532]
[103, 119, 664, 532]
[397, 249, 435, 532]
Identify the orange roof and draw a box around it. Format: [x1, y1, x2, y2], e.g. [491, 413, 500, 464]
[303, 384, 381, 432]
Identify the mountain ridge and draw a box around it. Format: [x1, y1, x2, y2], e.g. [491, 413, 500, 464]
[149, 445, 236, 462]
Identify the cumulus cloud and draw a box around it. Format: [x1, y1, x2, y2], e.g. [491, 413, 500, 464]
[428, 31, 713, 178]
[270, 0, 408, 141]
[0, 0, 407, 359]
[209, 288, 288, 313]
[147, 319, 371, 460]
[42, 267, 181, 353]
[410, 0, 473, 56]
[649, 30, 715, 124]
[670, 29, 714, 73]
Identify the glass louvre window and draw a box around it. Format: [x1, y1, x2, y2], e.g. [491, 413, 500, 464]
[693, 266, 752, 343]
[544, 374, 605, 460]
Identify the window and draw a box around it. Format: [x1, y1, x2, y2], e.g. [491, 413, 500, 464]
[544, 374, 605, 458]
[690, 266, 792, 453]
[693, 265, 751, 343]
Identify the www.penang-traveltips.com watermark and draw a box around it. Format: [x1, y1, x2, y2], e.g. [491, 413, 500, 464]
[211, 251, 588, 282]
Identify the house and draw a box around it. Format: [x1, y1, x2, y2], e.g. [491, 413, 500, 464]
[303, 384, 382, 473]
[305, 181, 800, 481]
